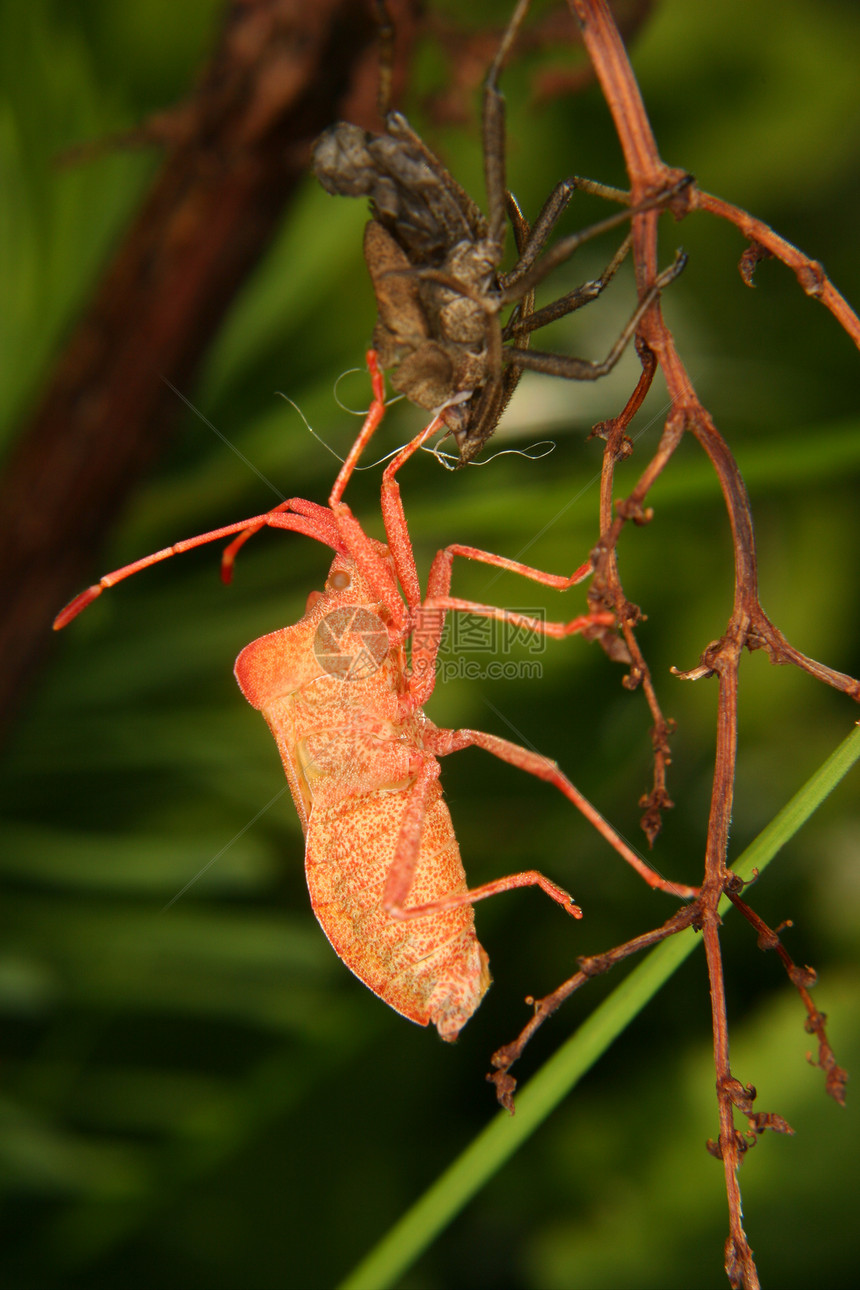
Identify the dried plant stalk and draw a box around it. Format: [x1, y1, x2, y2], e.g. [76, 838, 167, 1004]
[486, 4, 860, 1286]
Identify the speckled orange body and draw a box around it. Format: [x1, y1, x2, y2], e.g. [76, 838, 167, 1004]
[234, 551, 491, 1040]
[56, 352, 615, 1042]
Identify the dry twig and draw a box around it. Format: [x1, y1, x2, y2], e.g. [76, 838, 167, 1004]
[486, 3, 860, 1286]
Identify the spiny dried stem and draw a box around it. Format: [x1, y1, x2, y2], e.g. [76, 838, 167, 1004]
[488, 4, 860, 1286]
[587, 343, 677, 841]
[706, 1069, 796, 1175]
[487, 902, 699, 1110]
[726, 890, 848, 1106]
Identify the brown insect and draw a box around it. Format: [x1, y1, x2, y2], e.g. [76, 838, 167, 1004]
[313, 0, 687, 462]
[55, 352, 694, 1039]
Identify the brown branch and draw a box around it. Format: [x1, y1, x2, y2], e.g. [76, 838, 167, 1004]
[489, 5, 860, 1285]
[699, 656, 760, 1290]
[566, 8, 790, 1284]
[589, 348, 678, 841]
[0, 0, 422, 742]
[693, 189, 860, 351]
[726, 891, 848, 1106]
[570, 0, 669, 195]
[488, 901, 700, 1110]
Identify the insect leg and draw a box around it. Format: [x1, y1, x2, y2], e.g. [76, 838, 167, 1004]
[428, 544, 594, 595]
[328, 348, 390, 507]
[505, 236, 632, 339]
[410, 595, 612, 708]
[483, 0, 534, 243]
[373, 0, 395, 120]
[332, 362, 454, 609]
[407, 543, 600, 703]
[501, 175, 690, 300]
[213, 337, 402, 578]
[381, 754, 583, 922]
[371, 348, 596, 617]
[428, 726, 698, 900]
[502, 176, 630, 288]
[295, 350, 447, 618]
[506, 250, 687, 382]
[494, 193, 535, 421]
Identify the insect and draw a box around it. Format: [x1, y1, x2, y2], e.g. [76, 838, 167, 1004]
[313, 0, 687, 463]
[55, 352, 693, 1039]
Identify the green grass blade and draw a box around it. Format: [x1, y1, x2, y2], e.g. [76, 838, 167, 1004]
[339, 723, 860, 1290]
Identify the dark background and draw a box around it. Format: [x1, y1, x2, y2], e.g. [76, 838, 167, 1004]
[1, 1, 858, 1286]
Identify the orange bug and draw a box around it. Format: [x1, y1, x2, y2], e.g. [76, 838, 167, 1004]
[55, 352, 693, 1040]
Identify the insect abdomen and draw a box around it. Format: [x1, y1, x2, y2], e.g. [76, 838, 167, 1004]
[305, 784, 490, 1041]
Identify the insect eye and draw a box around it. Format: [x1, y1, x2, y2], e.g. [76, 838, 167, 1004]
[328, 570, 352, 591]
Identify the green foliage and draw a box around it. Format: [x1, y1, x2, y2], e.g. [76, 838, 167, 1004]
[2, 2, 859, 1287]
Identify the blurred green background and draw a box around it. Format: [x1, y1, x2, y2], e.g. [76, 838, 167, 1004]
[1, 1, 859, 1286]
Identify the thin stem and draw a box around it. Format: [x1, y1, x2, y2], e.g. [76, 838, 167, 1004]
[694, 189, 860, 350]
[494, 7, 860, 1287]
[699, 659, 758, 1289]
